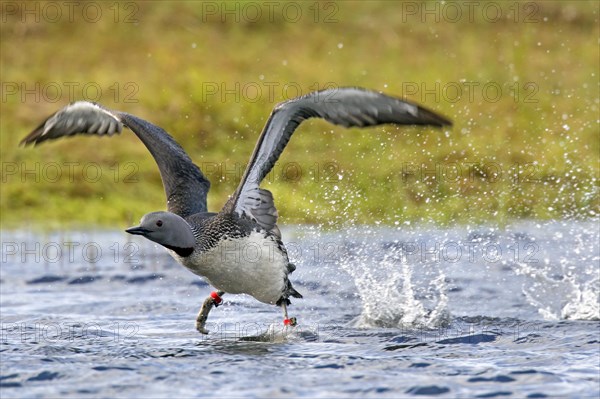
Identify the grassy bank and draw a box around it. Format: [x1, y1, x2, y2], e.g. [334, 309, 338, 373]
[1, 1, 598, 229]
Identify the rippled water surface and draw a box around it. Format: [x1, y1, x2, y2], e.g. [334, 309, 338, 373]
[1, 221, 599, 398]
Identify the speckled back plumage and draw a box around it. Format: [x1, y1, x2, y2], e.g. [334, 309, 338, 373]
[182, 211, 302, 305]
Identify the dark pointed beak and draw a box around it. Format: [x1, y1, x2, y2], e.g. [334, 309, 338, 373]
[125, 226, 150, 236]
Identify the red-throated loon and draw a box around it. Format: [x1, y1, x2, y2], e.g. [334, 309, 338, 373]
[21, 87, 452, 334]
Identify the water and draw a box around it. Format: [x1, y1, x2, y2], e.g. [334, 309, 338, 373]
[1, 220, 598, 398]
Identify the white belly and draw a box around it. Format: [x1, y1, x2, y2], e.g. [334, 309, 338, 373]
[174, 231, 288, 304]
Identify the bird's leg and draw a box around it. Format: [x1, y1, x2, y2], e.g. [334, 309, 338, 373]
[195, 290, 225, 334]
[281, 302, 297, 327]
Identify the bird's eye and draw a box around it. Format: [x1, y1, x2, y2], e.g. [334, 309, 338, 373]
[156, 220, 163, 227]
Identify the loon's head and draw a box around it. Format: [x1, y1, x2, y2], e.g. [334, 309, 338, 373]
[126, 211, 195, 257]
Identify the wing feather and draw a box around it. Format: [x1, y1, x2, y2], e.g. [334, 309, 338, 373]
[224, 87, 452, 228]
[21, 101, 211, 217]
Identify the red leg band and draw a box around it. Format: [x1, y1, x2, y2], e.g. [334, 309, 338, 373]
[210, 291, 222, 305]
[284, 317, 297, 326]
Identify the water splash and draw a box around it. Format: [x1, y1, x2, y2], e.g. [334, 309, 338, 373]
[339, 239, 449, 329]
[514, 222, 600, 321]
[240, 323, 319, 343]
[561, 275, 599, 320]
[518, 261, 599, 321]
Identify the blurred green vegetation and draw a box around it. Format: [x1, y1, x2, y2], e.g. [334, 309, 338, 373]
[1, 1, 598, 229]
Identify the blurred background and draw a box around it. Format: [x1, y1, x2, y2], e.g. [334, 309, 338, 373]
[1, 1, 598, 228]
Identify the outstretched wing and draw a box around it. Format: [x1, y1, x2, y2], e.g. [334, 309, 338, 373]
[21, 101, 211, 218]
[224, 87, 452, 233]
